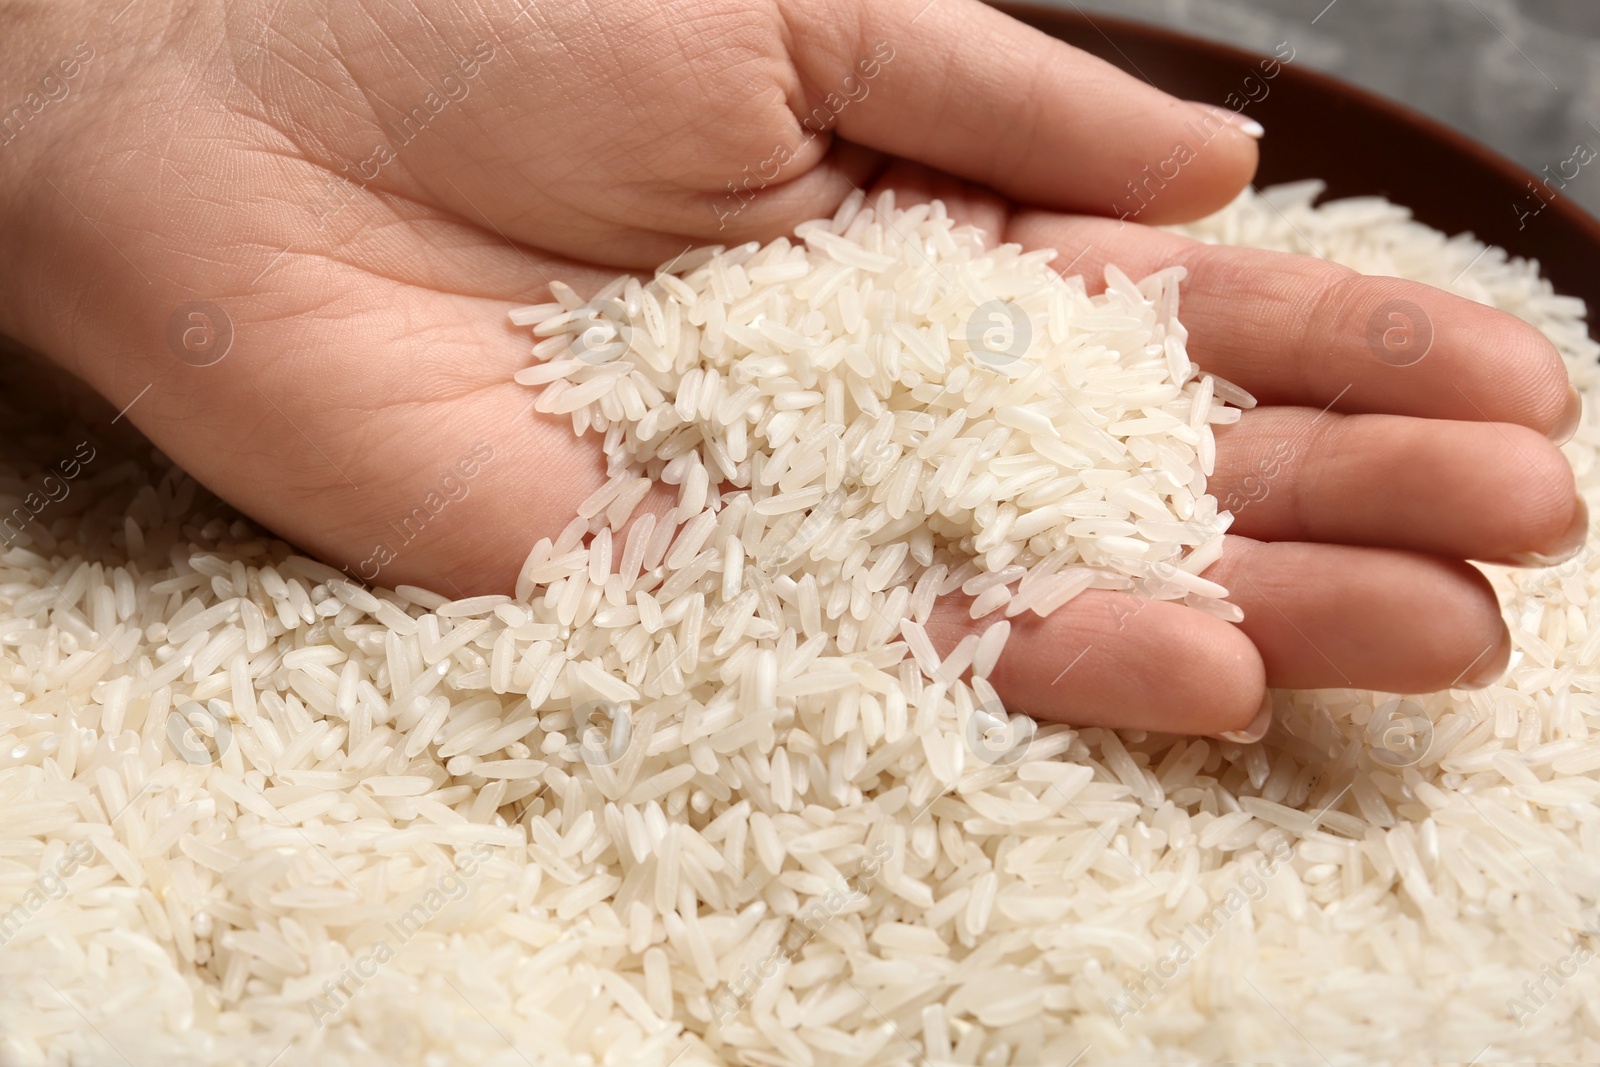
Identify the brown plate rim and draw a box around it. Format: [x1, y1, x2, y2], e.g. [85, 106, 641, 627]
[996, 2, 1600, 253]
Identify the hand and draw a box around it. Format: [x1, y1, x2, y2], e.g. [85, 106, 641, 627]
[0, 0, 1576, 738]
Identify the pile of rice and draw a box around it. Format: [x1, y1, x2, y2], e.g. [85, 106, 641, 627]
[0, 182, 1596, 1066]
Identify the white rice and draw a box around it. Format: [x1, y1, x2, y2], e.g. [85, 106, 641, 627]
[0, 182, 1596, 1065]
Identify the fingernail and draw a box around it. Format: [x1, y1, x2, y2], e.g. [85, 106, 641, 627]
[1507, 495, 1589, 567]
[1217, 690, 1273, 744]
[1550, 385, 1583, 445]
[1460, 629, 1513, 690]
[1230, 115, 1266, 139]
[1190, 103, 1265, 139]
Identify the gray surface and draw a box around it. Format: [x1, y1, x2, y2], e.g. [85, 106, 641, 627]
[1049, 0, 1600, 216]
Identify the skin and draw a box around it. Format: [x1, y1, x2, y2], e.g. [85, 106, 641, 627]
[0, 0, 1584, 736]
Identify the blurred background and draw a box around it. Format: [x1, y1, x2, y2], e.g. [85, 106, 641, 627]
[1047, 0, 1600, 216]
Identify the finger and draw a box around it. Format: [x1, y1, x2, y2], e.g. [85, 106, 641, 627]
[926, 590, 1268, 737]
[787, 0, 1260, 222]
[1203, 537, 1511, 692]
[1003, 213, 1580, 439]
[1213, 408, 1585, 564]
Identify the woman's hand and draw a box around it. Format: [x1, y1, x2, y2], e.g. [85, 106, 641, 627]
[0, 0, 1577, 737]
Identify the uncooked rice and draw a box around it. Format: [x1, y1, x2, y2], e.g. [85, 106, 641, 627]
[0, 181, 1596, 1065]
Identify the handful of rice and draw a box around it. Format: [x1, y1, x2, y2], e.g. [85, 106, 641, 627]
[514, 191, 1243, 669]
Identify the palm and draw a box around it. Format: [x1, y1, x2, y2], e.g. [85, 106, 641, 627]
[0, 0, 1580, 735]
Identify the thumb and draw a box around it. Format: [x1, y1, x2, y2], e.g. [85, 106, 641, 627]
[784, 0, 1259, 222]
